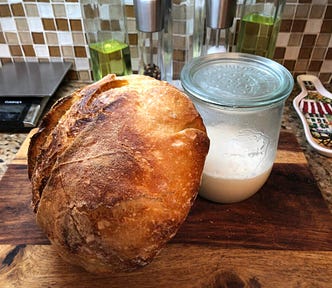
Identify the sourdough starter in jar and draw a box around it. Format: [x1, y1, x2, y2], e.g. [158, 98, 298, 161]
[181, 53, 294, 203]
[201, 124, 272, 203]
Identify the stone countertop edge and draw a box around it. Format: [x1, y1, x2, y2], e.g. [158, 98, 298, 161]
[0, 80, 331, 214]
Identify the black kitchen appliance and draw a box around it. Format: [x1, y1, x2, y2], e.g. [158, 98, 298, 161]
[0, 62, 71, 132]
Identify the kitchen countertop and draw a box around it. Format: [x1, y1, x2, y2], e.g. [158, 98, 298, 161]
[1, 78, 332, 287]
[283, 83, 332, 213]
[0, 80, 331, 213]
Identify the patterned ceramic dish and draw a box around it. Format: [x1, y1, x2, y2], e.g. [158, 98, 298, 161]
[293, 74, 332, 157]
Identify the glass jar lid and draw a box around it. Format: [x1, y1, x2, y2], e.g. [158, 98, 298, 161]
[180, 53, 294, 108]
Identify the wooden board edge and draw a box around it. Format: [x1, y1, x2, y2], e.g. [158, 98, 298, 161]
[11, 129, 37, 165]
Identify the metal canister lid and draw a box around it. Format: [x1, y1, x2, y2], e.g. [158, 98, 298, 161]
[134, 0, 164, 32]
[206, 0, 236, 29]
[180, 53, 294, 108]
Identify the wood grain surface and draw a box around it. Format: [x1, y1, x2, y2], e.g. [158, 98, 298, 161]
[0, 130, 331, 287]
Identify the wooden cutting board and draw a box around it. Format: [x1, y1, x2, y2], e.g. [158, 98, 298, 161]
[0, 130, 332, 287]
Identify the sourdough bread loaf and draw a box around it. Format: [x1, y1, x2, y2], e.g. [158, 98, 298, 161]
[28, 74, 209, 273]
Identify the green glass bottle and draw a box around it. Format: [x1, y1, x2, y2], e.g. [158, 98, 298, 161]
[82, 0, 132, 81]
[236, 0, 285, 59]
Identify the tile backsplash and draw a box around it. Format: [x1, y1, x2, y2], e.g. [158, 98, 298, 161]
[0, 0, 331, 83]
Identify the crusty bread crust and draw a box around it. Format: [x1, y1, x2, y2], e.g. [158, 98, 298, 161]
[28, 74, 209, 273]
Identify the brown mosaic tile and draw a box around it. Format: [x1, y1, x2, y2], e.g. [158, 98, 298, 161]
[110, 20, 121, 31]
[280, 20, 292, 32]
[321, 20, 332, 33]
[82, 4, 95, 19]
[18, 32, 32, 44]
[326, 48, 332, 59]
[304, 19, 324, 34]
[0, 4, 11, 17]
[74, 46, 87, 57]
[22, 45, 35, 57]
[173, 21, 187, 34]
[32, 32, 45, 44]
[308, 60, 323, 71]
[288, 33, 302, 46]
[173, 36, 186, 50]
[312, 47, 327, 59]
[67, 69, 78, 80]
[274, 47, 286, 59]
[56, 19, 69, 31]
[316, 33, 331, 47]
[173, 61, 184, 79]
[295, 59, 309, 71]
[276, 32, 290, 46]
[0, 58, 12, 65]
[24, 3, 39, 17]
[15, 18, 29, 31]
[98, 20, 109, 31]
[42, 18, 56, 31]
[72, 32, 85, 45]
[5, 32, 19, 45]
[0, 32, 5, 44]
[302, 34, 316, 46]
[70, 20, 83, 31]
[299, 47, 313, 59]
[298, 0, 312, 3]
[283, 4, 296, 19]
[321, 60, 332, 73]
[291, 20, 306, 32]
[49, 46, 60, 57]
[324, 5, 332, 19]
[45, 32, 58, 45]
[309, 5, 326, 18]
[295, 4, 310, 18]
[125, 5, 135, 18]
[9, 45, 23, 56]
[61, 46, 74, 57]
[283, 60, 296, 71]
[53, 4, 66, 18]
[128, 34, 138, 45]
[173, 50, 185, 62]
[11, 3, 25, 17]
[78, 71, 91, 82]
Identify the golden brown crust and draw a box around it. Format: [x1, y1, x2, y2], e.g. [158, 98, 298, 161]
[28, 74, 209, 273]
[28, 93, 76, 179]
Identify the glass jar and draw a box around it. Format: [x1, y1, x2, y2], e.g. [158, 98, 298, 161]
[236, 0, 286, 58]
[81, 0, 132, 80]
[181, 53, 294, 203]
